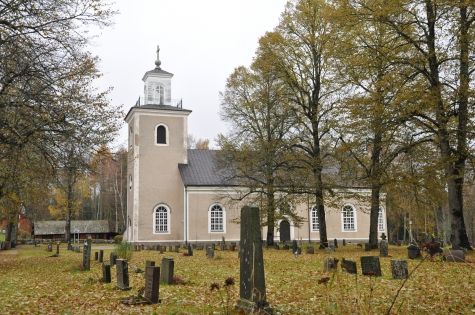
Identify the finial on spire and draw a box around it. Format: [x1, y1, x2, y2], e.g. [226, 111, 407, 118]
[155, 45, 161, 69]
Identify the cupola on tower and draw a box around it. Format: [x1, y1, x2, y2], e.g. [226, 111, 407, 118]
[142, 45, 173, 105]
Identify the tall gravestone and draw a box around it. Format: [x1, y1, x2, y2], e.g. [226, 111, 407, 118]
[292, 240, 298, 253]
[360, 256, 382, 277]
[116, 259, 131, 290]
[391, 260, 408, 279]
[187, 244, 193, 256]
[144, 266, 160, 304]
[82, 239, 91, 271]
[102, 263, 111, 283]
[56, 243, 60, 256]
[110, 252, 117, 266]
[94, 252, 99, 261]
[237, 206, 270, 313]
[334, 239, 338, 248]
[99, 250, 104, 263]
[160, 257, 174, 284]
[379, 233, 388, 257]
[221, 237, 226, 251]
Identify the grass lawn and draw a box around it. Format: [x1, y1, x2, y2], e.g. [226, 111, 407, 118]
[0, 244, 474, 314]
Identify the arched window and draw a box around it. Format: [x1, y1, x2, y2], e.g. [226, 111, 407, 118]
[153, 205, 170, 234]
[342, 204, 356, 232]
[378, 207, 385, 232]
[155, 124, 168, 145]
[311, 206, 319, 231]
[209, 204, 225, 233]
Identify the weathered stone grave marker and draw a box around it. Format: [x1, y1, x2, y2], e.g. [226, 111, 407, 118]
[323, 258, 339, 272]
[230, 242, 237, 251]
[98, 250, 104, 263]
[334, 239, 338, 248]
[292, 240, 298, 254]
[390, 260, 408, 279]
[341, 258, 357, 274]
[443, 249, 465, 262]
[342, 239, 346, 246]
[187, 244, 193, 256]
[206, 245, 215, 258]
[102, 263, 111, 283]
[236, 206, 270, 313]
[82, 239, 91, 271]
[144, 265, 160, 304]
[116, 259, 131, 290]
[160, 257, 174, 285]
[306, 246, 315, 254]
[94, 252, 99, 261]
[407, 244, 421, 259]
[221, 237, 226, 251]
[379, 233, 388, 257]
[360, 256, 382, 277]
[56, 243, 60, 256]
[110, 252, 117, 266]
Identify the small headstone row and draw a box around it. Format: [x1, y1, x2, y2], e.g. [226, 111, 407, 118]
[324, 256, 409, 279]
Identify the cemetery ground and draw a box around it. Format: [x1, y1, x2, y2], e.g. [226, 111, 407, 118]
[0, 244, 474, 315]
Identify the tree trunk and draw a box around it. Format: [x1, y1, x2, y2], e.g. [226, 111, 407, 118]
[369, 185, 381, 248]
[314, 169, 327, 248]
[5, 221, 15, 245]
[64, 172, 74, 244]
[266, 187, 275, 246]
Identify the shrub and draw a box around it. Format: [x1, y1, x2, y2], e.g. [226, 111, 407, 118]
[114, 235, 123, 243]
[115, 241, 133, 260]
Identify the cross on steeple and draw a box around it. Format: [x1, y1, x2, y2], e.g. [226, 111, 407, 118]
[155, 45, 161, 69]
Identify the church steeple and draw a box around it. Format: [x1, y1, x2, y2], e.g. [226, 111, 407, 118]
[142, 45, 173, 105]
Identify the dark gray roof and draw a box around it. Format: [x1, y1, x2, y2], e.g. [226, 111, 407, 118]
[34, 220, 111, 235]
[179, 150, 237, 187]
[142, 67, 173, 80]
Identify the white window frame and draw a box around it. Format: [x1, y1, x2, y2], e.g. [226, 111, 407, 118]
[155, 123, 169, 146]
[146, 83, 166, 104]
[208, 203, 226, 233]
[311, 205, 319, 231]
[341, 204, 357, 232]
[153, 204, 171, 234]
[378, 206, 385, 232]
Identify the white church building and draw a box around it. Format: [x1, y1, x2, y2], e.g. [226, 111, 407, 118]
[124, 47, 387, 244]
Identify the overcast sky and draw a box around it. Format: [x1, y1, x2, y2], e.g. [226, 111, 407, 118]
[89, 0, 288, 149]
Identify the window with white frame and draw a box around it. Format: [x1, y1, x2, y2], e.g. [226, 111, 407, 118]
[209, 204, 224, 232]
[147, 83, 165, 104]
[311, 206, 319, 231]
[342, 205, 356, 231]
[155, 124, 168, 145]
[154, 205, 170, 233]
[378, 207, 385, 232]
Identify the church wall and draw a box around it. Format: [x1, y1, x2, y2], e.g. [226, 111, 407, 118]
[135, 113, 187, 242]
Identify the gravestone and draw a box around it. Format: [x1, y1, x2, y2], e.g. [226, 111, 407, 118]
[99, 250, 104, 263]
[168, 246, 173, 252]
[160, 257, 174, 285]
[236, 206, 270, 313]
[323, 258, 339, 272]
[379, 242, 388, 257]
[334, 239, 338, 248]
[306, 246, 314, 254]
[341, 258, 357, 274]
[443, 249, 465, 262]
[47, 243, 52, 252]
[407, 244, 421, 259]
[94, 252, 99, 261]
[159, 246, 164, 254]
[144, 266, 160, 304]
[140, 244, 145, 251]
[221, 237, 226, 251]
[102, 263, 111, 283]
[292, 240, 298, 254]
[360, 256, 382, 277]
[56, 243, 60, 256]
[145, 260, 155, 268]
[82, 239, 91, 271]
[211, 243, 216, 251]
[390, 260, 408, 279]
[110, 252, 117, 266]
[230, 242, 237, 251]
[116, 259, 131, 290]
[342, 239, 346, 246]
[206, 245, 215, 258]
[174, 245, 180, 253]
[187, 244, 193, 256]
